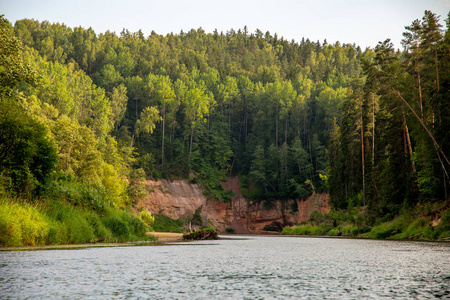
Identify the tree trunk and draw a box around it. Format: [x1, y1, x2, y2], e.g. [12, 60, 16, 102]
[401, 105, 416, 173]
[275, 106, 279, 147]
[359, 93, 365, 206]
[387, 82, 449, 181]
[162, 105, 165, 166]
[285, 116, 288, 145]
[189, 125, 194, 162]
[416, 63, 424, 120]
[372, 94, 375, 168]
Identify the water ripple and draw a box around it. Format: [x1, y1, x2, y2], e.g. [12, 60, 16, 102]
[0, 236, 449, 299]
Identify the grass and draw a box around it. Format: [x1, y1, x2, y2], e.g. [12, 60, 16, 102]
[281, 223, 325, 236]
[282, 206, 450, 241]
[364, 212, 450, 240]
[0, 196, 155, 247]
[0, 198, 50, 246]
[152, 214, 184, 233]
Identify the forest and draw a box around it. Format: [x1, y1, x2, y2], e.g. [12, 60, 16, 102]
[0, 10, 449, 245]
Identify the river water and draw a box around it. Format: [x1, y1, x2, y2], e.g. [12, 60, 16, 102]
[1, 236, 449, 299]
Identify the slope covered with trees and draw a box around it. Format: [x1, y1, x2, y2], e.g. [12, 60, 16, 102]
[1, 10, 449, 245]
[10, 17, 365, 202]
[329, 11, 450, 220]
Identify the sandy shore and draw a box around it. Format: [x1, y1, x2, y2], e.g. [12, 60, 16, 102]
[146, 232, 183, 242]
[0, 232, 184, 251]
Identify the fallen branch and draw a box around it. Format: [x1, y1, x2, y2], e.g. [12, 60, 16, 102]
[183, 228, 219, 240]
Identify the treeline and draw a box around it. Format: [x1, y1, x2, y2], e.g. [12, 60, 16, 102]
[1, 9, 449, 234]
[9, 17, 366, 205]
[329, 11, 450, 219]
[0, 15, 153, 246]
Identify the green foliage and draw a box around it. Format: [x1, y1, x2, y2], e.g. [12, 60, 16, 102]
[152, 214, 184, 233]
[281, 224, 325, 236]
[128, 168, 147, 206]
[49, 179, 108, 212]
[139, 209, 155, 227]
[1, 11, 448, 245]
[192, 205, 203, 226]
[0, 100, 57, 193]
[225, 227, 236, 233]
[0, 15, 37, 96]
[309, 210, 325, 225]
[0, 198, 50, 246]
[328, 10, 450, 218]
[327, 228, 340, 236]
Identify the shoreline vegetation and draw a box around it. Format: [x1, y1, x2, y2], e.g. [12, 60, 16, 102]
[281, 202, 450, 241]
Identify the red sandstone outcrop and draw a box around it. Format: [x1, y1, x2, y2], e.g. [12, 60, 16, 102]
[136, 177, 330, 234]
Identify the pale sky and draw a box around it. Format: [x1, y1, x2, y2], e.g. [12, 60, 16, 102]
[1, 0, 449, 49]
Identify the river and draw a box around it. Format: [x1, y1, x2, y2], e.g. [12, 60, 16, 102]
[1, 236, 449, 299]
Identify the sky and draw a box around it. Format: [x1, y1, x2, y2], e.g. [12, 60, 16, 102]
[1, 0, 449, 49]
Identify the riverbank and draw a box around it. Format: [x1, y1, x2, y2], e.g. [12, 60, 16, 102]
[147, 232, 183, 242]
[0, 232, 184, 251]
[281, 205, 450, 241]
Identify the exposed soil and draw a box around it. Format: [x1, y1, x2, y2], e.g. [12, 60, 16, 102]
[136, 177, 330, 234]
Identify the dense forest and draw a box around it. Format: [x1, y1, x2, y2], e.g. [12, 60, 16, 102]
[1, 10, 449, 245]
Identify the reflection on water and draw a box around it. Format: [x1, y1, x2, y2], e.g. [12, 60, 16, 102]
[1, 236, 449, 299]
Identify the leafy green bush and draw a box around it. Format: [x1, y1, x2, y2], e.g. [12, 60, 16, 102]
[51, 180, 107, 212]
[103, 214, 130, 239]
[152, 214, 184, 233]
[225, 227, 236, 233]
[0, 198, 50, 246]
[342, 224, 358, 235]
[139, 209, 155, 227]
[328, 228, 339, 236]
[309, 210, 325, 225]
[101, 208, 150, 242]
[121, 211, 147, 237]
[45, 202, 94, 244]
[281, 224, 324, 235]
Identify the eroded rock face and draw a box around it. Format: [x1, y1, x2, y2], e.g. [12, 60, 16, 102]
[136, 177, 330, 233]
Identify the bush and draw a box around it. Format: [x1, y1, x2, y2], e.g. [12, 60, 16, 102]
[342, 224, 358, 235]
[139, 209, 155, 227]
[281, 224, 324, 235]
[52, 180, 108, 212]
[101, 208, 151, 242]
[103, 214, 130, 239]
[225, 227, 236, 233]
[0, 198, 50, 246]
[84, 211, 110, 239]
[328, 228, 339, 236]
[46, 203, 94, 244]
[152, 214, 184, 233]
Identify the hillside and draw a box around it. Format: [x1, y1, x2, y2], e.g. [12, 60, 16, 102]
[1, 10, 450, 245]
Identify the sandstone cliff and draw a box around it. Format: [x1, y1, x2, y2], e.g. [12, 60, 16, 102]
[136, 177, 330, 233]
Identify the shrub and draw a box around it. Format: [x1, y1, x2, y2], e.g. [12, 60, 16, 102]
[84, 211, 110, 239]
[50, 180, 107, 212]
[103, 214, 130, 239]
[139, 209, 155, 227]
[328, 228, 339, 236]
[45, 200, 95, 244]
[152, 214, 184, 233]
[225, 227, 236, 234]
[342, 224, 358, 235]
[121, 211, 147, 237]
[0, 198, 50, 246]
[281, 224, 324, 235]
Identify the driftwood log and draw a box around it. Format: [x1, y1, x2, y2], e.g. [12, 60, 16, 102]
[183, 228, 219, 240]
